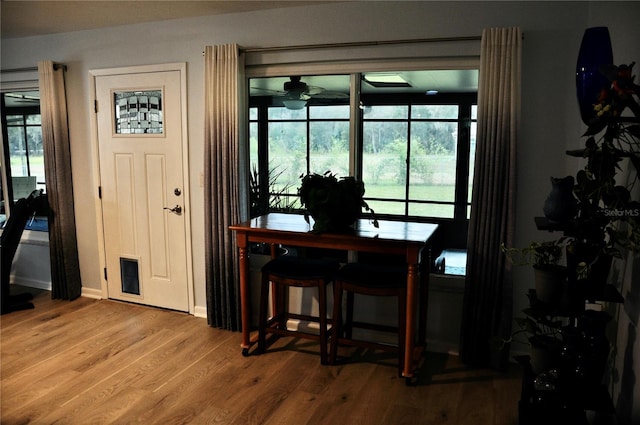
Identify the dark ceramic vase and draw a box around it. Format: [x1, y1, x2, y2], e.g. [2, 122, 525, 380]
[576, 27, 614, 126]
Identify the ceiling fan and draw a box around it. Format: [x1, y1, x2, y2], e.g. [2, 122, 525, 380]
[251, 76, 348, 109]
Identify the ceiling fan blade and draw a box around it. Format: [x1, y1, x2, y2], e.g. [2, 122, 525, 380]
[309, 91, 349, 99]
[304, 85, 324, 96]
[250, 86, 286, 96]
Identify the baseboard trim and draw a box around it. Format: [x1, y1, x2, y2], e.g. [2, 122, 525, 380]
[10, 276, 51, 291]
[81, 287, 103, 299]
[193, 305, 207, 319]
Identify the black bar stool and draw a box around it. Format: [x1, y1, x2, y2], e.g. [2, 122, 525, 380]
[258, 255, 340, 364]
[330, 262, 408, 375]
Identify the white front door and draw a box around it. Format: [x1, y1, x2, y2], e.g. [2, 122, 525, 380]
[94, 65, 191, 312]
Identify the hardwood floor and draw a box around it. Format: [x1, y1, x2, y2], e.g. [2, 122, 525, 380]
[1, 287, 521, 424]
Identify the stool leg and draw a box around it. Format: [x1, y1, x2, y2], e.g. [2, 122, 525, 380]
[398, 289, 407, 377]
[330, 281, 343, 365]
[258, 273, 270, 353]
[345, 291, 355, 339]
[318, 282, 328, 365]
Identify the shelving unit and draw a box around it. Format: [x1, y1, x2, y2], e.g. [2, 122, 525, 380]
[515, 217, 622, 424]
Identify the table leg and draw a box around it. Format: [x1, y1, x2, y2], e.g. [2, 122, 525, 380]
[403, 262, 419, 378]
[238, 244, 251, 356]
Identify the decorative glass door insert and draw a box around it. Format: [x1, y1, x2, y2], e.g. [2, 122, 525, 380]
[114, 90, 163, 134]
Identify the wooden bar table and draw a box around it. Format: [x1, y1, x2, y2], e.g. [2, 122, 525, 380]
[230, 212, 439, 382]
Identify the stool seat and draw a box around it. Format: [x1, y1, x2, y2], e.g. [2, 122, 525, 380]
[262, 256, 340, 280]
[334, 262, 407, 288]
[259, 255, 340, 364]
[330, 261, 409, 375]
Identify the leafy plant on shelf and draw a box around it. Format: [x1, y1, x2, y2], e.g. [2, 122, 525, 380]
[298, 171, 378, 233]
[491, 298, 563, 352]
[501, 239, 567, 268]
[567, 62, 640, 274]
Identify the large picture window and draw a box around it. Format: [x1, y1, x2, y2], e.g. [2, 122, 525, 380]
[249, 70, 477, 244]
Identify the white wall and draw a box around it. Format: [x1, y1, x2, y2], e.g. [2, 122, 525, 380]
[0, 0, 594, 309]
[2, 2, 639, 420]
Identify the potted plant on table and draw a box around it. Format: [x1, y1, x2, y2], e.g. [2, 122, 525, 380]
[298, 171, 378, 233]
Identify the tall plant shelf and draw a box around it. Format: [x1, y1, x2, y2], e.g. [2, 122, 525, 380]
[515, 217, 623, 424]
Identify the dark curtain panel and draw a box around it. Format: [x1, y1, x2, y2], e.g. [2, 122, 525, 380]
[204, 44, 248, 330]
[38, 61, 82, 300]
[460, 28, 521, 369]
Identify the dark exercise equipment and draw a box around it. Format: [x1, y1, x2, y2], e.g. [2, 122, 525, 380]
[1, 190, 47, 315]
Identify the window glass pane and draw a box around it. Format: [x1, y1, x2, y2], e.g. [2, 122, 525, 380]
[362, 122, 408, 195]
[468, 120, 477, 218]
[363, 105, 408, 119]
[364, 199, 406, 216]
[0, 163, 4, 218]
[26, 114, 41, 125]
[268, 121, 306, 199]
[411, 104, 458, 119]
[309, 105, 349, 119]
[268, 107, 305, 120]
[249, 107, 258, 121]
[8, 126, 27, 177]
[7, 115, 24, 126]
[408, 203, 454, 218]
[26, 126, 45, 190]
[409, 121, 457, 207]
[309, 121, 349, 176]
[471, 105, 477, 119]
[249, 121, 258, 169]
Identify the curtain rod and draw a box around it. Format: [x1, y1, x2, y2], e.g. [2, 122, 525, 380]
[239, 35, 481, 54]
[1, 67, 37, 73]
[1, 64, 66, 73]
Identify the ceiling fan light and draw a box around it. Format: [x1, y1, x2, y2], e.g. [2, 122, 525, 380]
[282, 99, 307, 110]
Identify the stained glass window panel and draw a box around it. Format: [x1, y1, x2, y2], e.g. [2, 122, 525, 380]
[114, 90, 163, 134]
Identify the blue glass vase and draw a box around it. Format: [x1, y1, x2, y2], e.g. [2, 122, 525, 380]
[576, 27, 614, 126]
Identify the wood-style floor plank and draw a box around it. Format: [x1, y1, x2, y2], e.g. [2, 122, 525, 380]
[1, 286, 521, 424]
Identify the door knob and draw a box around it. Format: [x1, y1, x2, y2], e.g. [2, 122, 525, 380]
[164, 205, 183, 215]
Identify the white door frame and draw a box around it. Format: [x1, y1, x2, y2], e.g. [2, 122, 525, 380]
[89, 63, 194, 314]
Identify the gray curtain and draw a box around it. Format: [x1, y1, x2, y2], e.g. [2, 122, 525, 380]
[460, 28, 521, 368]
[204, 44, 248, 330]
[38, 61, 82, 300]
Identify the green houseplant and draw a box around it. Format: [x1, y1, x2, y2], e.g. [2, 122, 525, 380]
[502, 238, 569, 308]
[298, 171, 378, 233]
[567, 62, 640, 287]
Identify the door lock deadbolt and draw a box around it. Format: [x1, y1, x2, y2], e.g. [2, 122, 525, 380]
[174, 188, 182, 196]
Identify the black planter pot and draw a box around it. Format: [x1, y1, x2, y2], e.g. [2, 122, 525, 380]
[566, 243, 613, 301]
[533, 264, 568, 309]
[529, 335, 562, 375]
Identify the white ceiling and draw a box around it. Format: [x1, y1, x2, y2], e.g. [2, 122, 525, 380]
[1, 1, 478, 95]
[0, 1, 332, 39]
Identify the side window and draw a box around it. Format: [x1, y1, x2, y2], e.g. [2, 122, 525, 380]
[1, 90, 48, 231]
